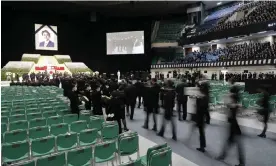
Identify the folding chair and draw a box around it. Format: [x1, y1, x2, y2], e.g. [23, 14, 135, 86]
[79, 129, 98, 147]
[27, 113, 42, 121]
[9, 114, 26, 122]
[4, 129, 28, 144]
[42, 111, 57, 118]
[67, 146, 93, 166]
[140, 143, 167, 166]
[36, 152, 66, 166]
[47, 116, 63, 126]
[2, 116, 9, 124]
[70, 120, 87, 133]
[29, 118, 47, 128]
[29, 126, 49, 140]
[31, 136, 55, 157]
[93, 141, 117, 166]
[56, 133, 78, 152]
[2, 140, 30, 163]
[101, 122, 119, 141]
[9, 120, 28, 131]
[50, 123, 69, 136]
[148, 147, 172, 166]
[63, 114, 78, 124]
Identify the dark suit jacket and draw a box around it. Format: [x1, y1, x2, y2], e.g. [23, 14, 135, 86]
[39, 40, 54, 47]
[124, 84, 137, 104]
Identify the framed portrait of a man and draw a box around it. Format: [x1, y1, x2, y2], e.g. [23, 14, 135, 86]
[35, 24, 58, 51]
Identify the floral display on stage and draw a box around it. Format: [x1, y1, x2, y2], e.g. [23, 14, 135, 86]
[54, 55, 72, 64]
[64, 62, 92, 74]
[21, 54, 41, 63]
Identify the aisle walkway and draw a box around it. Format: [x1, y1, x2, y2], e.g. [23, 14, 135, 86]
[126, 107, 276, 166]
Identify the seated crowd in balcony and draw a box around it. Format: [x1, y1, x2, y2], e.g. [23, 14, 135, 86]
[215, 72, 276, 82]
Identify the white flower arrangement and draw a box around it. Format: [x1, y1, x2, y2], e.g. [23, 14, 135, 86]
[64, 62, 92, 74]
[3, 61, 35, 70]
[54, 55, 71, 60]
[22, 54, 41, 59]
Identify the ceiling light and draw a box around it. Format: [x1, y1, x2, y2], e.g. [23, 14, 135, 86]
[217, 2, 222, 5]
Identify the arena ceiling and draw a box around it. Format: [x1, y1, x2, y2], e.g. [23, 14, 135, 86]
[2, 1, 233, 17]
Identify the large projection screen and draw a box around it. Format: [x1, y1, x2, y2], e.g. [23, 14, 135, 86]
[106, 31, 144, 55]
[35, 24, 58, 51]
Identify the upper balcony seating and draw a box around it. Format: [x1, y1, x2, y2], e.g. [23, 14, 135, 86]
[154, 22, 185, 43]
[204, 3, 241, 22]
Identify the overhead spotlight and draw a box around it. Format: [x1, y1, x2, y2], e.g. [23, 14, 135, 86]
[217, 2, 222, 5]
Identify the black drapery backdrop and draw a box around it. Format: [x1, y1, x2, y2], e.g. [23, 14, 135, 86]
[1, 7, 152, 73]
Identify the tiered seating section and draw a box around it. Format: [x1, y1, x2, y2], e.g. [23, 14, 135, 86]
[152, 42, 276, 64]
[1, 86, 172, 166]
[154, 22, 185, 43]
[193, 1, 276, 37]
[209, 83, 276, 111]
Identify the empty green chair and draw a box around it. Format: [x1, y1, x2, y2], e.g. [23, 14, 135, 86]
[2, 140, 30, 163]
[43, 111, 57, 118]
[79, 129, 98, 146]
[9, 114, 26, 122]
[58, 109, 71, 116]
[2, 123, 8, 133]
[148, 147, 172, 166]
[120, 159, 141, 166]
[27, 113, 42, 121]
[4, 129, 28, 144]
[70, 120, 87, 133]
[67, 146, 93, 166]
[63, 114, 78, 124]
[26, 107, 40, 114]
[9, 120, 28, 131]
[2, 111, 10, 117]
[2, 116, 9, 123]
[41, 106, 53, 112]
[36, 152, 66, 166]
[101, 122, 119, 141]
[47, 116, 63, 125]
[56, 133, 78, 152]
[79, 110, 91, 122]
[29, 126, 49, 140]
[140, 143, 167, 166]
[31, 136, 55, 157]
[118, 132, 140, 164]
[93, 141, 117, 165]
[89, 117, 103, 131]
[50, 123, 69, 136]
[29, 118, 46, 128]
[10, 109, 26, 115]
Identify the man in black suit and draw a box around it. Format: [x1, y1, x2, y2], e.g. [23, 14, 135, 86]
[135, 79, 143, 108]
[124, 81, 137, 120]
[68, 83, 81, 117]
[151, 78, 161, 117]
[176, 78, 188, 121]
[157, 80, 177, 140]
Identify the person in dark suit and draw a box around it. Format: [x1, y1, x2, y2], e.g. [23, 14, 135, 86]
[135, 79, 143, 108]
[157, 80, 177, 140]
[176, 78, 188, 121]
[39, 30, 55, 47]
[142, 82, 157, 131]
[68, 83, 81, 117]
[151, 78, 161, 116]
[124, 81, 137, 120]
[91, 85, 103, 115]
[257, 86, 271, 138]
[217, 78, 245, 166]
[84, 84, 92, 111]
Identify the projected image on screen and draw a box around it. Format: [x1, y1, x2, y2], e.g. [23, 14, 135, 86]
[35, 24, 58, 51]
[107, 31, 144, 55]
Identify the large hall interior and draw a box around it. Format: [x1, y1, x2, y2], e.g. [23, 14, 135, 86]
[1, 1, 276, 166]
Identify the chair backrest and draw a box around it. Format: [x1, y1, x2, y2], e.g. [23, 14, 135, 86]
[29, 118, 47, 128]
[2, 140, 30, 163]
[70, 120, 87, 133]
[101, 122, 119, 141]
[56, 133, 78, 152]
[146, 143, 168, 161]
[29, 126, 49, 140]
[79, 129, 98, 146]
[47, 116, 63, 126]
[4, 129, 28, 144]
[63, 114, 78, 124]
[26, 107, 40, 114]
[27, 113, 42, 121]
[2, 111, 10, 117]
[19, 160, 35, 166]
[50, 123, 69, 136]
[11, 109, 26, 116]
[9, 120, 28, 131]
[2, 123, 8, 133]
[118, 132, 139, 157]
[89, 117, 103, 130]
[31, 136, 55, 157]
[148, 147, 172, 166]
[9, 114, 26, 122]
[67, 146, 93, 166]
[36, 152, 66, 166]
[94, 141, 116, 163]
[43, 111, 57, 118]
